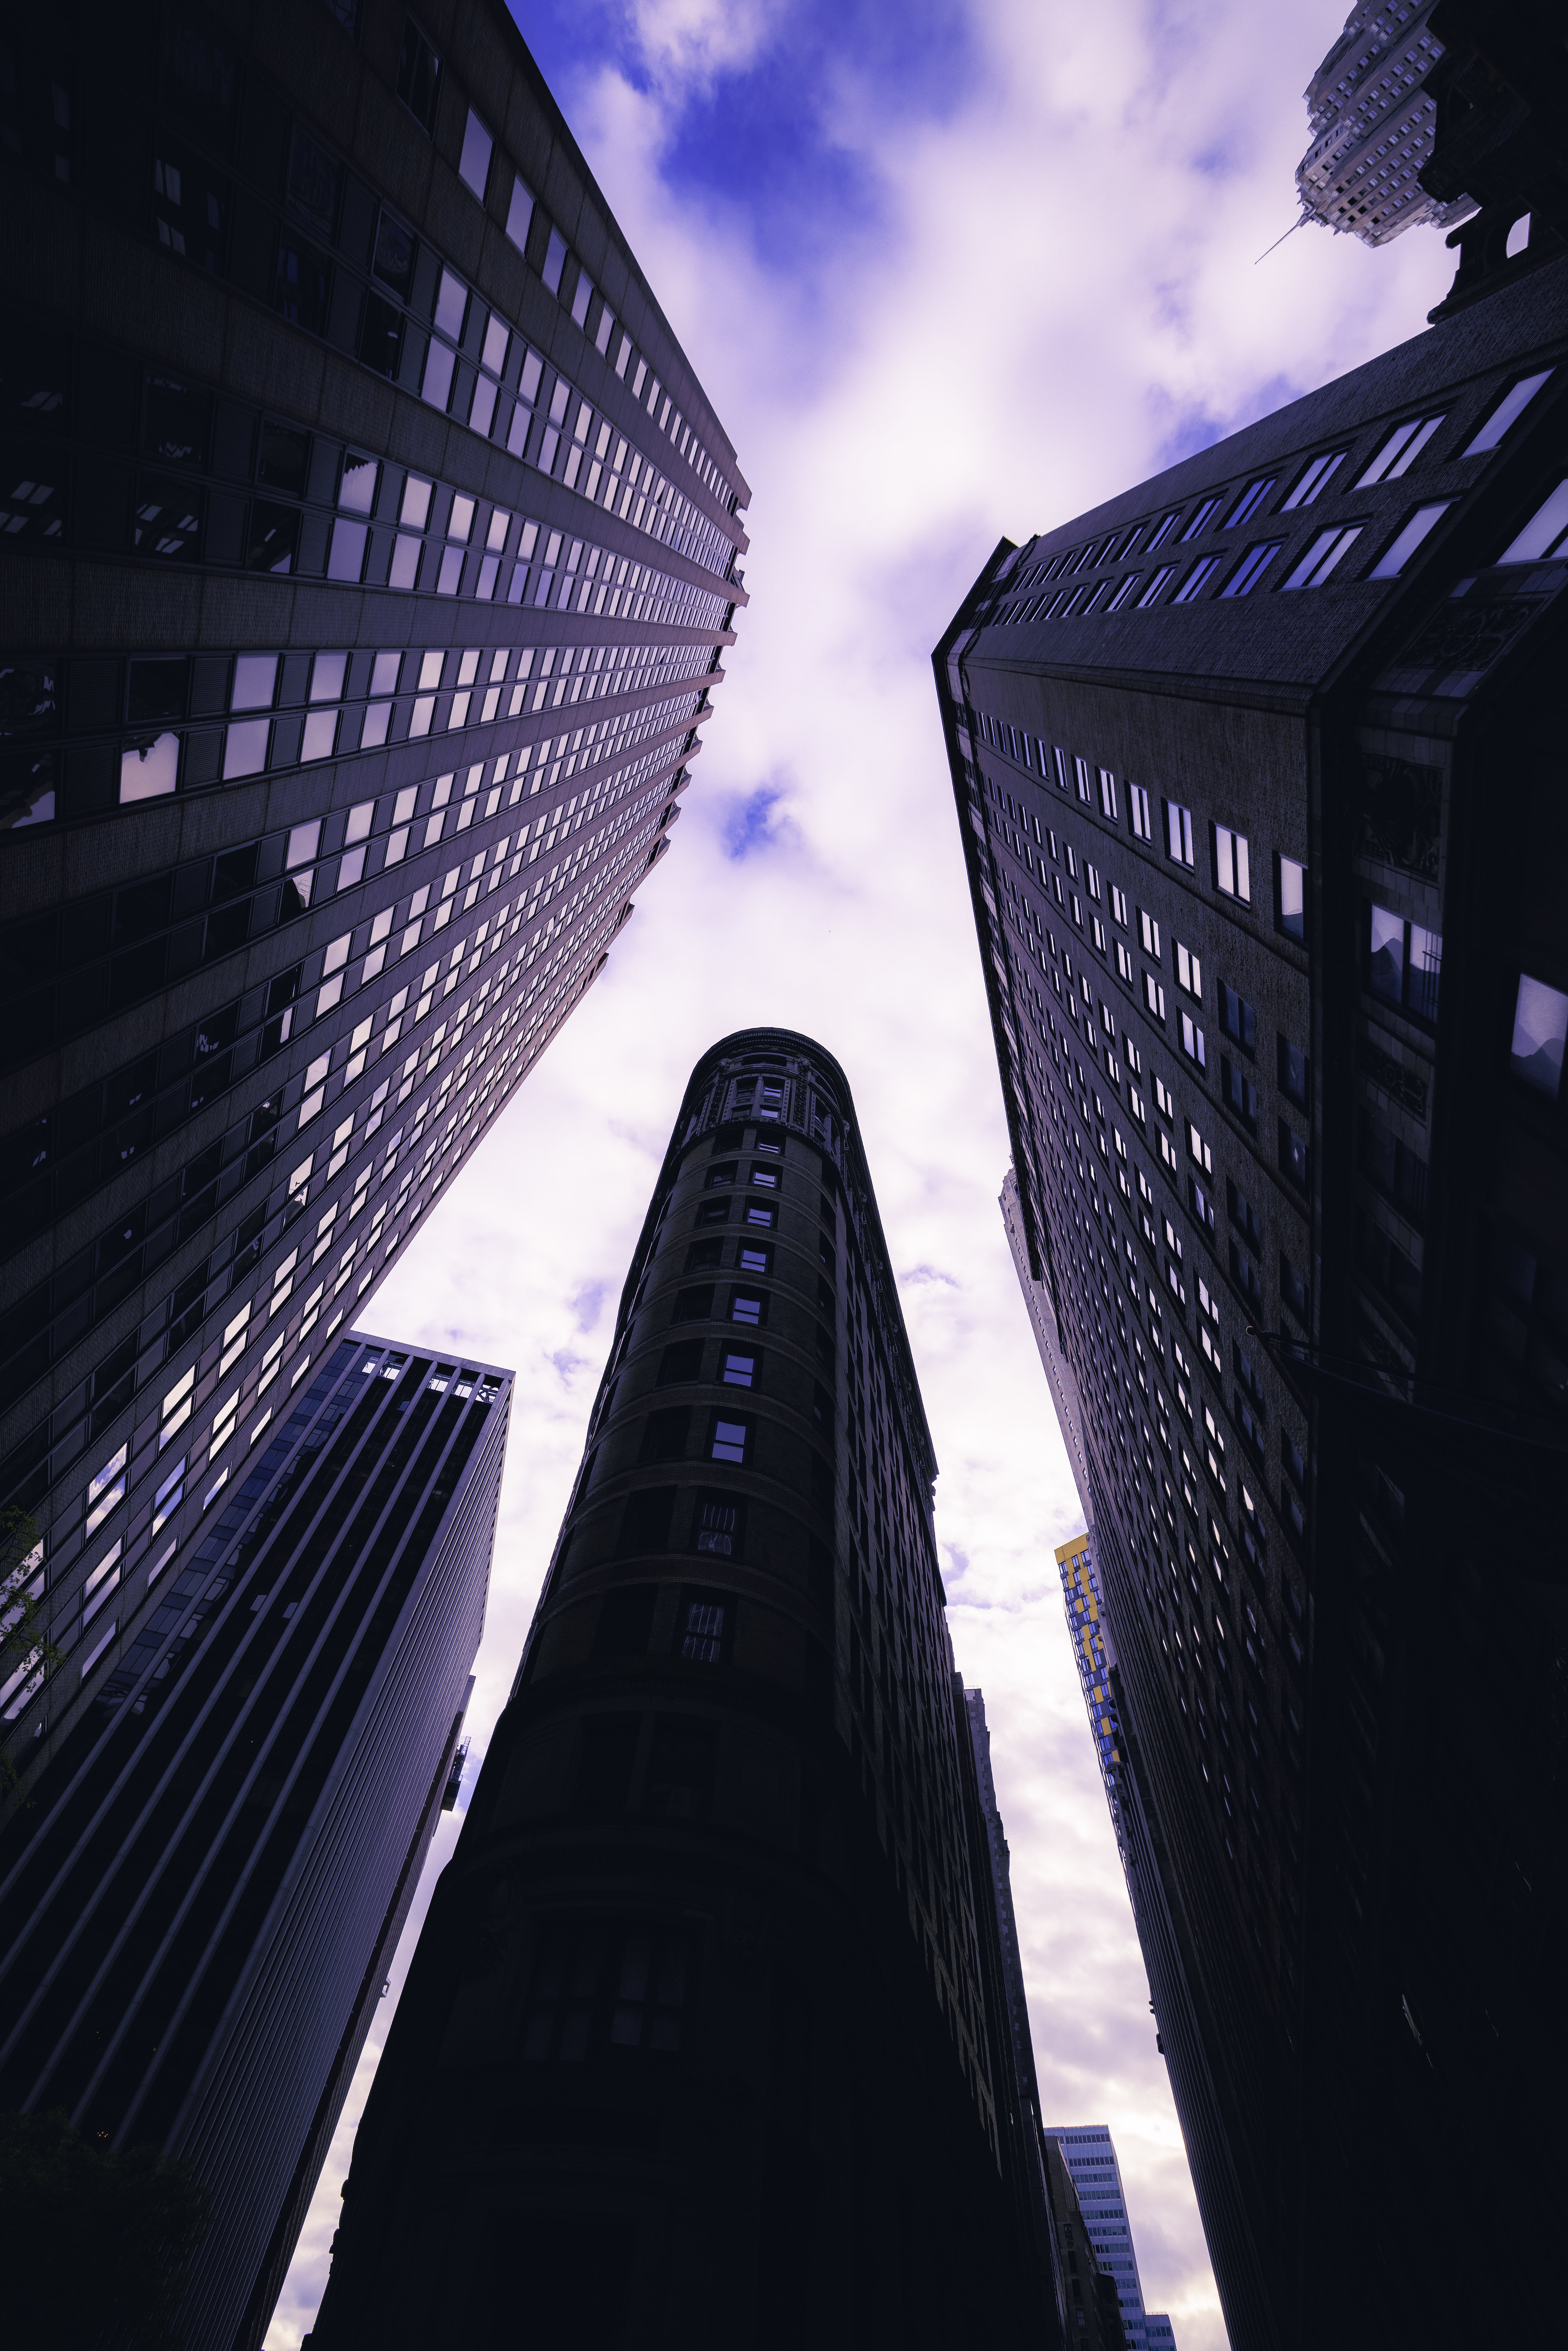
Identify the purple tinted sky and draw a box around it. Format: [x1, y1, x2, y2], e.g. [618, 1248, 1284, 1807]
[267, 6, 1460, 2344]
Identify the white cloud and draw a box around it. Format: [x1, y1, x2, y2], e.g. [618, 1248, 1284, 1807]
[267, 5, 1459, 2343]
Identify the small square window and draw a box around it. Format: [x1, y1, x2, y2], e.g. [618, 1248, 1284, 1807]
[710, 1415, 748, 1464]
[729, 1291, 766, 1327]
[721, 1352, 757, 1388]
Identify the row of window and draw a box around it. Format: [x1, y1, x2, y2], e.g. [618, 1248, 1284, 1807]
[996, 372, 1556, 608]
[972, 723, 1309, 941]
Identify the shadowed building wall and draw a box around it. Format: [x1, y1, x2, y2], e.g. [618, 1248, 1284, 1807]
[0, 1329, 510, 2351]
[308, 1030, 1058, 2351]
[936, 265, 1568, 2349]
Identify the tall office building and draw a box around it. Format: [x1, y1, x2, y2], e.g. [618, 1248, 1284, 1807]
[1050, 1532, 1126, 1869]
[1044, 2127, 1176, 2351]
[0, 1328, 510, 2351]
[0, 0, 747, 1805]
[1294, 3, 1472, 247]
[307, 1030, 1055, 2350]
[1040, 2135, 1132, 2351]
[936, 265, 1568, 2347]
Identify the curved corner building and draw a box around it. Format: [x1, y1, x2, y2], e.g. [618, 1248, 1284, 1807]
[308, 1030, 1055, 2351]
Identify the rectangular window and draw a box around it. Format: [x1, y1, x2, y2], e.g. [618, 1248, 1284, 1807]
[1074, 756, 1091, 802]
[1165, 801, 1194, 866]
[729, 1291, 766, 1327]
[1277, 855, 1306, 941]
[1098, 768, 1118, 820]
[1498, 477, 1568, 564]
[1281, 523, 1364, 588]
[396, 15, 442, 134]
[1222, 540, 1283, 597]
[1222, 1057, 1258, 1128]
[1464, 369, 1552, 455]
[1357, 414, 1446, 487]
[1143, 972, 1166, 1022]
[1281, 1251, 1309, 1326]
[1509, 973, 1568, 1099]
[694, 1492, 745, 1560]
[1279, 1118, 1310, 1191]
[1368, 902, 1442, 1022]
[1182, 496, 1224, 540]
[1277, 1035, 1309, 1108]
[1369, 502, 1452, 579]
[1137, 566, 1176, 606]
[1213, 825, 1250, 902]
[458, 108, 493, 201]
[657, 1340, 703, 1385]
[710, 1414, 749, 1464]
[1175, 941, 1201, 999]
[505, 174, 535, 251]
[1226, 476, 1276, 528]
[1180, 1011, 1206, 1069]
[1129, 783, 1152, 841]
[1219, 984, 1255, 1050]
[1173, 556, 1221, 602]
[672, 1284, 714, 1324]
[543, 226, 568, 294]
[721, 1351, 757, 1388]
[1282, 447, 1348, 509]
[1108, 573, 1142, 610]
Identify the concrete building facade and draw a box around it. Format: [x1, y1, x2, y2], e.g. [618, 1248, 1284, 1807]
[936, 264, 1568, 2348]
[0, 0, 747, 1806]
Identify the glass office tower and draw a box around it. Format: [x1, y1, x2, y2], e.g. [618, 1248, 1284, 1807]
[936, 267, 1568, 2347]
[1043, 2125, 1176, 2351]
[306, 1031, 1056, 2351]
[0, 1328, 511, 2351]
[0, 0, 747, 1805]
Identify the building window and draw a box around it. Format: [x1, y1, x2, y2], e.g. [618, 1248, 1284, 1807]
[1182, 496, 1224, 540]
[1500, 477, 1568, 564]
[1226, 476, 1277, 528]
[1175, 941, 1201, 1000]
[1222, 1058, 1257, 1129]
[1074, 756, 1092, 802]
[694, 1492, 745, 1559]
[1221, 540, 1283, 597]
[721, 1350, 757, 1388]
[1368, 501, 1452, 579]
[729, 1291, 766, 1327]
[672, 1284, 714, 1324]
[1180, 1012, 1206, 1070]
[1368, 902, 1442, 1022]
[1278, 1119, 1309, 1191]
[505, 173, 535, 251]
[458, 108, 492, 200]
[657, 1340, 703, 1385]
[1138, 566, 1177, 606]
[1138, 910, 1161, 960]
[1281, 523, 1364, 588]
[1098, 768, 1118, 820]
[396, 13, 442, 135]
[1147, 510, 1181, 549]
[1281, 447, 1348, 509]
[641, 1407, 690, 1465]
[1277, 855, 1306, 942]
[1173, 556, 1221, 602]
[1509, 973, 1568, 1099]
[1218, 984, 1255, 1051]
[1165, 801, 1195, 866]
[1357, 414, 1446, 487]
[1129, 784, 1152, 841]
[1213, 826, 1250, 903]
[1143, 972, 1166, 1022]
[1280, 1250, 1309, 1326]
[1277, 1035, 1309, 1108]
[1464, 369, 1553, 456]
[519, 1921, 692, 2060]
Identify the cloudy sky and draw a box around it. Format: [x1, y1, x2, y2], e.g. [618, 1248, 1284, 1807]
[267, 4, 1461, 2342]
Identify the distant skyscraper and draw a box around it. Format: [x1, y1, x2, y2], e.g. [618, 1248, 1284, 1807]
[1295, 3, 1473, 246]
[936, 264, 1568, 2348]
[0, 1329, 510, 2351]
[1041, 2134, 1133, 2351]
[307, 1030, 1055, 2350]
[0, 0, 747, 1812]
[1044, 2126, 1177, 2351]
[1051, 1532, 1126, 1867]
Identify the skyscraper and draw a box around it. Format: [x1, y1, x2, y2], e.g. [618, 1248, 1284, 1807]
[936, 264, 1568, 2348]
[1043, 2126, 1177, 2351]
[1050, 1532, 1126, 1869]
[0, 0, 747, 1806]
[1040, 2134, 1132, 2351]
[306, 1030, 1055, 2350]
[0, 1327, 511, 2351]
[1294, 3, 1473, 248]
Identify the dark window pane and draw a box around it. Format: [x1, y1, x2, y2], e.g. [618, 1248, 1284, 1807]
[275, 237, 331, 334]
[1, 663, 60, 742]
[372, 209, 415, 298]
[286, 123, 340, 239]
[142, 373, 212, 468]
[593, 1586, 655, 1661]
[396, 17, 442, 134]
[246, 502, 300, 573]
[1, 450, 68, 540]
[357, 293, 403, 379]
[257, 422, 310, 494]
[127, 658, 188, 726]
[3, 322, 70, 434]
[153, 142, 233, 272]
[134, 474, 204, 559]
